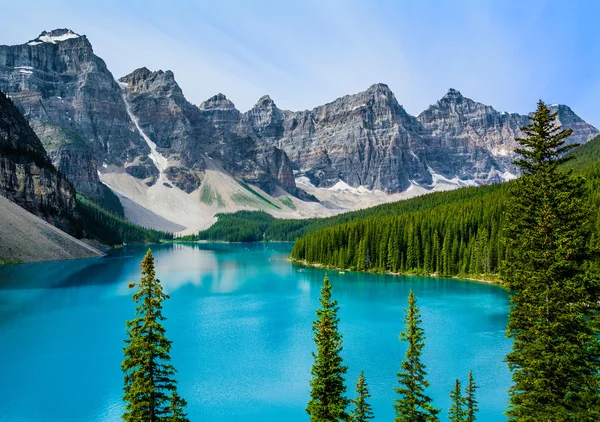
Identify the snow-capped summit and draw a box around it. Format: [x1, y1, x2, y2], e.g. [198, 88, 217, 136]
[27, 29, 81, 46]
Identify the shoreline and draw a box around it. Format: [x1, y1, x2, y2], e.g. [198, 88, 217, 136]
[289, 258, 505, 287]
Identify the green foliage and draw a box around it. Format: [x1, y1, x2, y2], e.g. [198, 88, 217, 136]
[185, 180, 509, 243]
[464, 371, 478, 422]
[180, 211, 275, 242]
[97, 184, 125, 217]
[307, 276, 349, 422]
[394, 291, 440, 422]
[289, 135, 600, 278]
[122, 249, 188, 422]
[448, 379, 466, 422]
[502, 102, 600, 420]
[279, 195, 297, 210]
[235, 180, 281, 209]
[291, 190, 505, 278]
[77, 195, 172, 246]
[0, 256, 23, 265]
[199, 184, 224, 207]
[350, 370, 375, 422]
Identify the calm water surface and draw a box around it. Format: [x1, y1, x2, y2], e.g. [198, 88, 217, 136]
[0, 243, 511, 421]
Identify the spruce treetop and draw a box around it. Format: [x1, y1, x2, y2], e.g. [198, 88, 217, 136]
[503, 101, 600, 419]
[350, 370, 375, 422]
[448, 378, 466, 422]
[307, 276, 349, 422]
[514, 101, 576, 175]
[122, 249, 188, 422]
[394, 290, 440, 422]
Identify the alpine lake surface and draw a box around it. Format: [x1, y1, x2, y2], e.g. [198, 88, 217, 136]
[0, 242, 511, 421]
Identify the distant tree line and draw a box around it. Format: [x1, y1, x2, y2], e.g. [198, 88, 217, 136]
[77, 195, 172, 246]
[183, 133, 600, 260]
[290, 134, 600, 279]
[291, 195, 505, 278]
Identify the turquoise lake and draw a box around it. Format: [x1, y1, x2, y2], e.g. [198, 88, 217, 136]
[0, 242, 511, 421]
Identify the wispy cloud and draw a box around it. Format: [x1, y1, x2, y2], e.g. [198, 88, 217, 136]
[1, 0, 598, 126]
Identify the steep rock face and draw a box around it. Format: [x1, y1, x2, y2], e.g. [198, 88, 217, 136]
[200, 93, 307, 197]
[549, 104, 599, 146]
[416, 89, 599, 176]
[32, 122, 105, 199]
[119, 68, 301, 196]
[241, 86, 598, 192]
[245, 84, 434, 192]
[2, 29, 597, 210]
[0, 29, 150, 199]
[0, 90, 81, 235]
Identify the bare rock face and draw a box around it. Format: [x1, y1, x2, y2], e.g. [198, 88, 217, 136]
[0, 29, 151, 200]
[241, 86, 599, 191]
[255, 83, 434, 192]
[1, 29, 597, 208]
[0, 90, 81, 236]
[118, 68, 303, 196]
[416, 89, 599, 178]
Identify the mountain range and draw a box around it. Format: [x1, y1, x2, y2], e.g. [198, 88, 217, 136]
[0, 29, 597, 234]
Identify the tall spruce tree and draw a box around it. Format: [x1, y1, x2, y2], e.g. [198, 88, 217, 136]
[350, 370, 375, 422]
[502, 101, 600, 420]
[394, 291, 440, 422]
[448, 379, 466, 422]
[464, 371, 478, 422]
[122, 249, 189, 422]
[307, 276, 349, 421]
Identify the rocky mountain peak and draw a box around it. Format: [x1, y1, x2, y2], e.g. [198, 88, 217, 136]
[199, 93, 237, 110]
[547, 103, 599, 145]
[27, 29, 82, 46]
[119, 67, 157, 85]
[438, 88, 467, 105]
[365, 82, 393, 96]
[119, 68, 182, 95]
[254, 95, 277, 109]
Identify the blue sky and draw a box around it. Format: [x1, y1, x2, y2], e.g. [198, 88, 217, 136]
[2, 0, 599, 126]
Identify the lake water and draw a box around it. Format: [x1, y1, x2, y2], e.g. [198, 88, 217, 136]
[0, 243, 511, 421]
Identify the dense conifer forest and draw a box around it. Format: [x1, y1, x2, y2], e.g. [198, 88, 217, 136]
[290, 135, 600, 278]
[77, 195, 172, 246]
[185, 135, 600, 281]
[183, 184, 509, 243]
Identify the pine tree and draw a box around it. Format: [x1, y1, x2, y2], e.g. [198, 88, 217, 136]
[464, 371, 478, 422]
[350, 370, 375, 422]
[448, 379, 466, 422]
[307, 276, 349, 421]
[394, 291, 440, 422]
[167, 391, 189, 422]
[122, 249, 189, 422]
[502, 101, 600, 420]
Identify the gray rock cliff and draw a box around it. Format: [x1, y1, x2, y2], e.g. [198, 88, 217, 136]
[0, 29, 151, 201]
[0, 90, 81, 236]
[1, 29, 598, 207]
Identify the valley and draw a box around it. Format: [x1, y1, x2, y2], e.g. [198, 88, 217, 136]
[1, 29, 597, 242]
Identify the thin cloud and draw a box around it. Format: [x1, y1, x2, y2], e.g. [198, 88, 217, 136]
[0, 0, 597, 126]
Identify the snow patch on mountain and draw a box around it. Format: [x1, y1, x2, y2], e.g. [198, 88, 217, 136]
[428, 167, 479, 188]
[28, 30, 80, 45]
[328, 180, 372, 194]
[120, 88, 169, 176]
[295, 176, 315, 188]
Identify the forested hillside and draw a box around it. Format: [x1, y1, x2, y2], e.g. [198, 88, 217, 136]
[184, 183, 508, 242]
[77, 196, 172, 246]
[289, 135, 600, 278]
